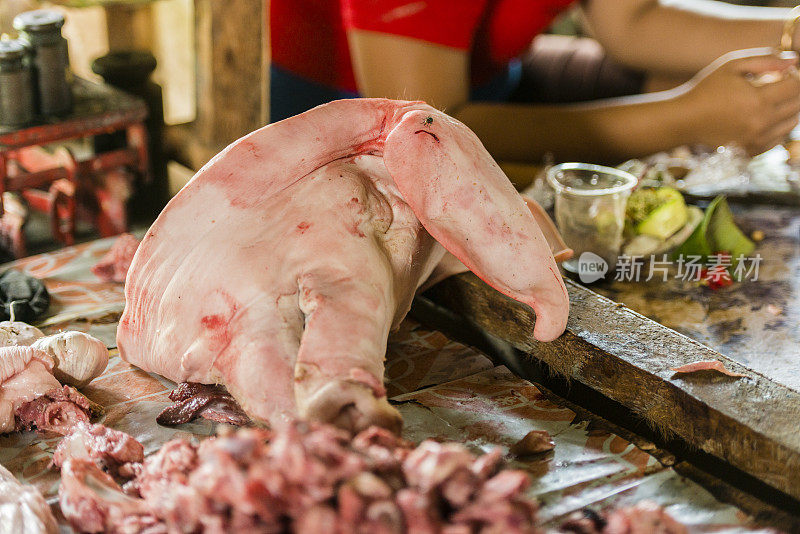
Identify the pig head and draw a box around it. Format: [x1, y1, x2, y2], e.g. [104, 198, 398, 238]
[117, 99, 569, 433]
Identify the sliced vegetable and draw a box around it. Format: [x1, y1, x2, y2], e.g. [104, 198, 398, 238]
[636, 193, 688, 239]
[623, 206, 702, 257]
[626, 187, 688, 240]
[707, 198, 755, 260]
[672, 196, 754, 263]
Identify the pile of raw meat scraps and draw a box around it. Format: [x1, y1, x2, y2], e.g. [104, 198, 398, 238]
[53, 421, 687, 534]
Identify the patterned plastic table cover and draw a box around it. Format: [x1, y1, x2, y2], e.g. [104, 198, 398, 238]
[0, 236, 779, 532]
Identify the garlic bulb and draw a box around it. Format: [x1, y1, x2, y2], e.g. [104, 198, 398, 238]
[0, 463, 58, 534]
[31, 332, 109, 388]
[0, 321, 44, 347]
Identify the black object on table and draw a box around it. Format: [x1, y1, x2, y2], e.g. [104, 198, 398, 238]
[0, 269, 49, 322]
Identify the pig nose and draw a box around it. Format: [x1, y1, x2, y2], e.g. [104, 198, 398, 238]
[299, 378, 402, 435]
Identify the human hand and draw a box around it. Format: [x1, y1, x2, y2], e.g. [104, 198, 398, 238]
[677, 48, 800, 155]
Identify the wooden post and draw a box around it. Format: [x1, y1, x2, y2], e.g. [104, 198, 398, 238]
[193, 0, 266, 152]
[104, 4, 155, 52]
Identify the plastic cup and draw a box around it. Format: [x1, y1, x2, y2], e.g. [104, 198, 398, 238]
[546, 163, 637, 275]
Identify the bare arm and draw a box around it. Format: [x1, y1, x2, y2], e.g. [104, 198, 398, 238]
[348, 30, 469, 111]
[349, 30, 686, 161]
[456, 95, 688, 164]
[582, 0, 793, 76]
[348, 30, 800, 163]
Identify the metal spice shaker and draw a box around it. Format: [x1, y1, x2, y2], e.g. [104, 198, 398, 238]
[14, 9, 73, 117]
[0, 39, 34, 127]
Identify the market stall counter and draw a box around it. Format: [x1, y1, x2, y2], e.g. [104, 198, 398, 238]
[0, 235, 793, 532]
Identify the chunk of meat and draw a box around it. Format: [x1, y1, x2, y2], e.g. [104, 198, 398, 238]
[15, 385, 97, 435]
[402, 440, 479, 493]
[117, 98, 569, 433]
[0, 463, 58, 534]
[57, 421, 543, 533]
[1, 344, 98, 434]
[451, 470, 540, 534]
[91, 233, 140, 283]
[53, 422, 144, 482]
[670, 360, 747, 377]
[0, 345, 60, 433]
[558, 502, 687, 534]
[510, 429, 555, 457]
[560, 508, 607, 534]
[130, 439, 199, 498]
[59, 458, 159, 534]
[156, 382, 252, 427]
[603, 501, 687, 534]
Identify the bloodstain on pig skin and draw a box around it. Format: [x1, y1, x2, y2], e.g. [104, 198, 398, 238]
[352, 138, 385, 154]
[414, 130, 440, 143]
[349, 222, 367, 238]
[201, 314, 226, 330]
[200, 309, 235, 350]
[297, 222, 311, 234]
[239, 140, 261, 157]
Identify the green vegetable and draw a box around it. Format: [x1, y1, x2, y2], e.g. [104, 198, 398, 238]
[672, 196, 754, 262]
[626, 187, 688, 239]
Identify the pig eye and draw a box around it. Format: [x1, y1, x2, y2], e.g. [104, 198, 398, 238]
[424, 116, 433, 125]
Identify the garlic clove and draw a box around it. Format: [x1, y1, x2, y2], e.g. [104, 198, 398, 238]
[0, 321, 44, 347]
[31, 332, 109, 389]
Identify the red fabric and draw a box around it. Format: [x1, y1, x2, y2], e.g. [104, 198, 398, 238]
[270, 0, 358, 90]
[342, 0, 486, 50]
[270, 0, 576, 91]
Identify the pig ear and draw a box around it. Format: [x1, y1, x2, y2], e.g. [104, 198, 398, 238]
[522, 196, 573, 263]
[383, 109, 569, 342]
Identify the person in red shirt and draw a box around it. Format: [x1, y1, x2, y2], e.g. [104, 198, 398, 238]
[270, 0, 800, 162]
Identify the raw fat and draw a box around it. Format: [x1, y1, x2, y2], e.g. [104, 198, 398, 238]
[670, 360, 747, 377]
[91, 234, 140, 283]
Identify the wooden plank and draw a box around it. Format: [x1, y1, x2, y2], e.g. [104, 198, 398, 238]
[422, 272, 800, 500]
[194, 0, 265, 151]
[165, 0, 268, 171]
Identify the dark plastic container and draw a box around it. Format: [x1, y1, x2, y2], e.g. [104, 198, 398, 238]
[0, 39, 35, 127]
[14, 9, 73, 117]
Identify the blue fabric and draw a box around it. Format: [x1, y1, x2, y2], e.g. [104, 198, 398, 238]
[471, 59, 522, 103]
[269, 62, 521, 123]
[270, 65, 358, 123]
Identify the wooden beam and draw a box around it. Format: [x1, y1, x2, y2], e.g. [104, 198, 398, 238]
[104, 4, 154, 52]
[193, 0, 266, 151]
[422, 273, 800, 500]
